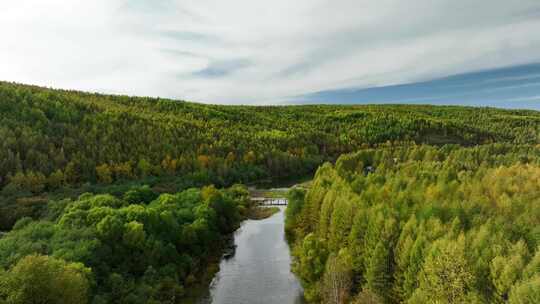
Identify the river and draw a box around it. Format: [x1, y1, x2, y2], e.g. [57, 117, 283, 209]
[197, 206, 305, 304]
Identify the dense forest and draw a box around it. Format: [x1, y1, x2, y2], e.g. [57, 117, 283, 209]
[286, 144, 540, 304]
[1, 82, 540, 303]
[1, 81, 540, 230]
[0, 184, 249, 303]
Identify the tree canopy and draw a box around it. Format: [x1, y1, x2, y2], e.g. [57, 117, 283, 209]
[0, 185, 248, 303]
[287, 144, 540, 304]
[2, 82, 540, 229]
[1, 81, 540, 303]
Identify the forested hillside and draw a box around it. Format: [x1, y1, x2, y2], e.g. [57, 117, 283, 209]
[1, 82, 540, 303]
[286, 144, 540, 303]
[1, 81, 539, 194]
[2, 81, 539, 231]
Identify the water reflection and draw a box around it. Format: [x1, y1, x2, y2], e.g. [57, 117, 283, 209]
[198, 206, 305, 304]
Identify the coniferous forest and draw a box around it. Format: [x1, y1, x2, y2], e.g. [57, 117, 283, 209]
[286, 144, 540, 303]
[0, 81, 540, 303]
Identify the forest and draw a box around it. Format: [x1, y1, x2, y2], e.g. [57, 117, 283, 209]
[286, 143, 540, 304]
[1, 81, 540, 303]
[1, 81, 540, 230]
[0, 183, 250, 303]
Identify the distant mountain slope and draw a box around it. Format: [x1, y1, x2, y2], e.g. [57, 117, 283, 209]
[0, 81, 539, 195]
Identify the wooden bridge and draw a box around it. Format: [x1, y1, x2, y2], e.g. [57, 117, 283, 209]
[251, 197, 288, 206]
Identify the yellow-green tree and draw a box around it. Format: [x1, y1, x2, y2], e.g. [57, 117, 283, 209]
[321, 249, 353, 304]
[509, 275, 540, 304]
[95, 164, 113, 184]
[0, 254, 90, 304]
[410, 236, 474, 304]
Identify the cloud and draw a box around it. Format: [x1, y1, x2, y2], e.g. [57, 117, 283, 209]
[190, 59, 251, 78]
[160, 49, 207, 59]
[160, 30, 223, 45]
[1, 0, 540, 106]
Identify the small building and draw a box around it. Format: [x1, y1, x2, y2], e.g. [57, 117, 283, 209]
[364, 165, 375, 175]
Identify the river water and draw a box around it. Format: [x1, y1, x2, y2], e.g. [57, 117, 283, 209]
[197, 206, 305, 304]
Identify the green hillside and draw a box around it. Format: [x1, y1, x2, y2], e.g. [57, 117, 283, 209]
[1, 81, 540, 303]
[1, 81, 539, 195]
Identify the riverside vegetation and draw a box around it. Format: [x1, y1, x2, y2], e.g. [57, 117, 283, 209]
[285, 144, 540, 304]
[0, 81, 539, 303]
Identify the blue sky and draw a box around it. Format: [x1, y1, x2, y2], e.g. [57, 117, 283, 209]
[1, 1, 540, 109]
[295, 63, 540, 110]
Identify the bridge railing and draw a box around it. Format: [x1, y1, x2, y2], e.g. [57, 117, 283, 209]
[251, 197, 288, 206]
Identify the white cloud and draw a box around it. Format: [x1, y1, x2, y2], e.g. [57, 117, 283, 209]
[1, 0, 540, 104]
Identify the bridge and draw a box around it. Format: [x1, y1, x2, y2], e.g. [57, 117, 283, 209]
[251, 197, 288, 206]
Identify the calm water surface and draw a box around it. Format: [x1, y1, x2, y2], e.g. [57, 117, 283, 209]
[198, 206, 305, 304]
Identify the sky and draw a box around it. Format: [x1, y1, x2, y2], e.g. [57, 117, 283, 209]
[299, 63, 540, 109]
[1, 0, 540, 109]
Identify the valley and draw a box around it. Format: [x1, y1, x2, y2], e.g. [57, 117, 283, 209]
[0, 82, 539, 303]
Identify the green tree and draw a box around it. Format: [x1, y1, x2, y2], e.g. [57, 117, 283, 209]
[123, 186, 157, 204]
[365, 241, 392, 301]
[47, 169, 65, 189]
[412, 236, 473, 304]
[64, 161, 80, 184]
[123, 221, 146, 249]
[0, 254, 90, 304]
[490, 241, 528, 302]
[402, 234, 427, 299]
[285, 188, 306, 234]
[137, 158, 153, 177]
[352, 290, 383, 304]
[509, 275, 540, 304]
[97, 215, 124, 241]
[293, 233, 328, 301]
[321, 249, 353, 304]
